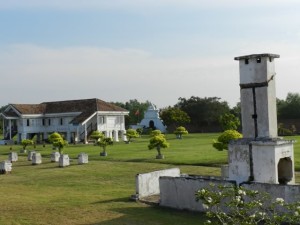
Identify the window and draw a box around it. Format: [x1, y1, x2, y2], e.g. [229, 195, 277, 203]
[48, 119, 51, 126]
[60, 118, 63, 125]
[42, 119, 45, 126]
[245, 59, 249, 64]
[27, 119, 30, 126]
[256, 57, 261, 63]
[99, 116, 105, 124]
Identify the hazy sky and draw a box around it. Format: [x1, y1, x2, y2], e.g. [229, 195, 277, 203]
[1, 0, 300, 108]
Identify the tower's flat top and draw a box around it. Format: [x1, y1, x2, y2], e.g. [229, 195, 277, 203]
[234, 53, 280, 60]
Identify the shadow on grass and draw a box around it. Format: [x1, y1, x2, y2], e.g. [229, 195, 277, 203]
[92, 197, 130, 204]
[81, 205, 204, 225]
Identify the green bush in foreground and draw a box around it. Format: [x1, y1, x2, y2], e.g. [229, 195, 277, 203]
[196, 184, 300, 225]
[213, 130, 242, 151]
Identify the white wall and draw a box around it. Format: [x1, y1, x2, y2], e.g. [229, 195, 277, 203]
[135, 168, 180, 199]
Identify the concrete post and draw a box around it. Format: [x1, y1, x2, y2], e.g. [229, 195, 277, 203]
[234, 53, 279, 138]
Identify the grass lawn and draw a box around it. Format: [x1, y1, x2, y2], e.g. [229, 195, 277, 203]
[0, 133, 300, 225]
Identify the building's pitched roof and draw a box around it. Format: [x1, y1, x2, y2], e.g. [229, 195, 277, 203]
[11, 104, 46, 115]
[9, 98, 128, 124]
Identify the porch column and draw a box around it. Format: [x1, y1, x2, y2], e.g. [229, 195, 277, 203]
[105, 131, 109, 137]
[84, 124, 88, 144]
[44, 132, 48, 141]
[37, 133, 41, 144]
[21, 133, 27, 141]
[66, 131, 71, 143]
[9, 119, 12, 140]
[114, 130, 119, 142]
[122, 130, 127, 142]
[75, 126, 80, 143]
[97, 114, 100, 130]
[2, 119, 5, 138]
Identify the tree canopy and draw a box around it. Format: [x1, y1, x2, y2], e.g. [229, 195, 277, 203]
[175, 96, 230, 129]
[277, 93, 300, 119]
[113, 99, 150, 127]
[160, 107, 190, 127]
[219, 113, 240, 131]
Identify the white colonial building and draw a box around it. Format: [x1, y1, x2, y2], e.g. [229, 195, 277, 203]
[0, 98, 129, 144]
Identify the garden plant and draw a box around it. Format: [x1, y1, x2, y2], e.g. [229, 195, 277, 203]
[125, 128, 139, 143]
[97, 137, 113, 156]
[21, 139, 34, 151]
[148, 132, 170, 159]
[174, 126, 188, 139]
[213, 129, 242, 151]
[196, 184, 300, 225]
[48, 132, 68, 154]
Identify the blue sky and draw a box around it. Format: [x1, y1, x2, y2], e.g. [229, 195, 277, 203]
[1, 0, 300, 108]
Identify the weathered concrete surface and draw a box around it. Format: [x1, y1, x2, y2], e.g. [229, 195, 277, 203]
[159, 176, 235, 212]
[242, 182, 300, 203]
[59, 154, 70, 167]
[78, 153, 88, 164]
[51, 152, 60, 162]
[27, 151, 36, 161]
[228, 141, 251, 185]
[32, 152, 42, 165]
[0, 160, 12, 174]
[252, 140, 295, 184]
[135, 168, 180, 199]
[236, 54, 278, 138]
[8, 152, 18, 162]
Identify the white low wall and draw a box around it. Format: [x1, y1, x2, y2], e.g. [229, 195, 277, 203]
[135, 168, 180, 199]
[242, 182, 300, 203]
[159, 176, 235, 212]
[159, 176, 300, 212]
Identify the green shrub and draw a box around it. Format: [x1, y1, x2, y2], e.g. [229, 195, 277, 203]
[148, 134, 170, 159]
[174, 126, 188, 139]
[150, 129, 162, 137]
[48, 132, 68, 154]
[21, 139, 34, 150]
[213, 130, 242, 151]
[278, 127, 293, 136]
[125, 129, 139, 143]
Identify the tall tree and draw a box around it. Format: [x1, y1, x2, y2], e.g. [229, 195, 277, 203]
[113, 99, 150, 127]
[160, 107, 190, 127]
[219, 113, 240, 131]
[175, 96, 230, 128]
[277, 93, 300, 119]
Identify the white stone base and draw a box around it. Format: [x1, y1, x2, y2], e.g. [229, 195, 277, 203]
[228, 138, 295, 185]
[51, 152, 60, 162]
[59, 154, 70, 167]
[32, 153, 42, 165]
[0, 160, 12, 174]
[27, 151, 36, 161]
[8, 152, 18, 162]
[78, 153, 88, 164]
[252, 139, 295, 184]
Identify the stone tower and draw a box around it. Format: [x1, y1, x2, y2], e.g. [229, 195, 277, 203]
[228, 53, 295, 185]
[234, 54, 279, 138]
